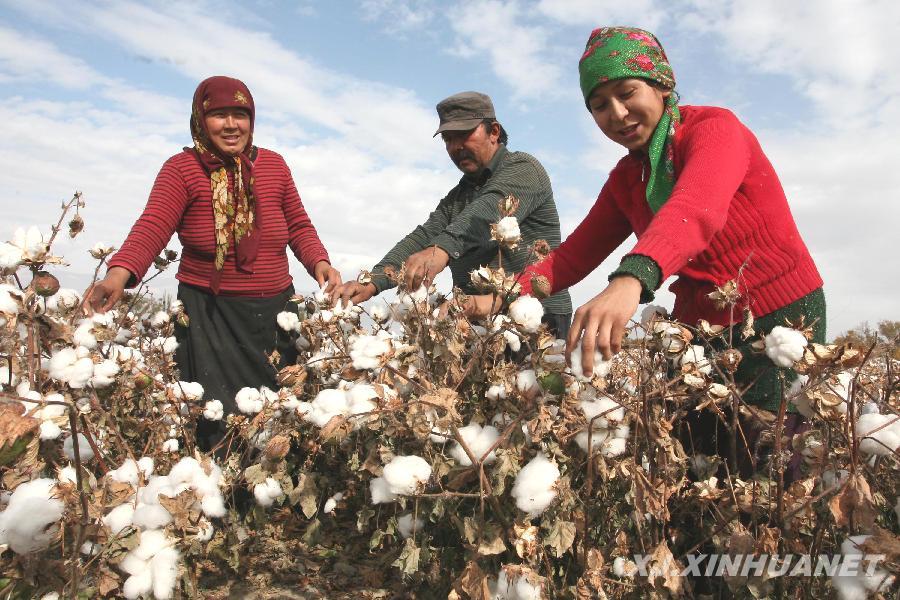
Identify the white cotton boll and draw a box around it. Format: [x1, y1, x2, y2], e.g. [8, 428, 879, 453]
[601, 437, 628, 458]
[369, 476, 397, 504]
[580, 394, 625, 429]
[397, 513, 424, 538]
[201, 493, 226, 518]
[133, 529, 174, 561]
[150, 311, 170, 327]
[43, 288, 80, 313]
[203, 399, 224, 421]
[137, 457, 155, 478]
[132, 503, 172, 530]
[63, 433, 94, 461]
[832, 535, 895, 598]
[486, 384, 507, 401]
[73, 320, 98, 350]
[515, 370, 538, 394]
[0, 365, 17, 389]
[235, 387, 263, 414]
[0, 478, 65, 553]
[855, 413, 900, 456]
[122, 569, 153, 600]
[160, 438, 178, 452]
[120, 551, 149, 576]
[13, 226, 48, 262]
[0, 242, 23, 270]
[254, 477, 283, 508]
[350, 334, 392, 370]
[503, 330, 522, 352]
[140, 476, 175, 505]
[495, 216, 521, 244]
[313, 285, 330, 304]
[167, 300, 183, 315]
[369, 303, 390, 323]
[323, 499, 337, 514]
[276, 311, 300, 332]
[47, 348, 95, 388]
[296, 401, 312, 418]
[764, 326, 808, 368]
[40, 420, 63, 440]
[382, 455, 432, 496]
[569, 346, 611, 382]
[678, 345, 712, 374]
[104, 503, 135, 536]
[110, 459, 141, 486]
[511, 453, 559, 517]
[449, 423, 499, 466]
[168, 457, 202, 485]
[57, 464, 78, 485]
[150, 546, 180, 600]
[508, 296, 544, 333]
[89, 359, 120, 388]
[640, 304, 667, 327]
[305, 388, 349, 427]
[169, 381, 204, 402]
[830, 372, 854, 403]
[860, 401, 880, 415]
[196, 519, 214, 542]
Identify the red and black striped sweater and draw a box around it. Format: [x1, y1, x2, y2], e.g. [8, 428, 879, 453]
[109, 148, 330, 297]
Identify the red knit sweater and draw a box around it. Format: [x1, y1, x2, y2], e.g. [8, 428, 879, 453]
[521, 105, 823, 326]
[109, 148, 330, 297]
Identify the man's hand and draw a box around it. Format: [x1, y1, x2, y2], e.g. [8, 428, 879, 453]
[313, 260, 342, 293]
[333, 281, 377, 306]
[565, 276, 642, 376]
[403, 246, 450, 291]
[86, 266, 132, 314]
[462, 294, 502, 319]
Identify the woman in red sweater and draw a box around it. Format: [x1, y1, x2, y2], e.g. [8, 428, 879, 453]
[474, 27, 824, 417]
[89, 76, 339, 439]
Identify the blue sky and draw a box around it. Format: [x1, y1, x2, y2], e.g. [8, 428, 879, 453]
[1, 0, 898, 338]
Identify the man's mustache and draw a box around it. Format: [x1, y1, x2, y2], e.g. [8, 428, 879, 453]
[453, 150, 476, 166]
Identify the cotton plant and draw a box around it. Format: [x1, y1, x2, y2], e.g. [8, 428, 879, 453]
[830, 535, 894, 600]
[235, 385, 279, 414]
[0, 478, 65, 554]
[298, 382, 380, 430]
[855, 411, 900, 456]
[349, 331, 392, 370]
[449, 422, 500, 466]
[117, 529, 180, 600]
[575, 391, 630, 457]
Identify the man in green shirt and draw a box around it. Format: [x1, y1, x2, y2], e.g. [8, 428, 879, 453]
[333, 91, 572, 335]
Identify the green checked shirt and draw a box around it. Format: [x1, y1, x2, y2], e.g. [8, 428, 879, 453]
[371, 145, 572, 315]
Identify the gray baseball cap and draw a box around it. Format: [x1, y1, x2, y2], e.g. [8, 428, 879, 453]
[433, 91, 496, 137]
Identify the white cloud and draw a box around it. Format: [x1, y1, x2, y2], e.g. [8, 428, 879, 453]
[536, 0, 666, 30]
[359, 0, 436, 33]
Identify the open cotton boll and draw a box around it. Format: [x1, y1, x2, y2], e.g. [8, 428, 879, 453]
[397, 513, 424, 538]
[276, 311, 301, 332]
[47, 348, 94, 388]
[150, 311, 170, 328]
[0, 365, 18, 389]
[254, 477, 283, 508]
[40, 420, 63, 440]
[305, 388, 349, 427]
[132, 503, 173, 530]
[109, 459, 141, 486]
[508, 296, 544, 333]
[150, 546, 180, 600]
[63, 433, 94, 461]
[196, 519, 214, 542]
[855, 413, 900, 456]
[831, 535, 895, 600]
[349, 334, 392, 370]
[369, 303, 390, 323]
[137, 456, 155, 478]
[0, 478, 65, 553]
[203, 399, 224, 421]
[764, 326, 808, 368]
[449, 423, 499, 466]
[575, 425, 629, 455]
[122, 569, 153, 600]
[486, 384, 507, 401]
[502, 330, 522, 352]
[515, 370, 538, 394]
[580, 393, 625, 429]
[168, 457, 202, 485]
[89, 359, 120, 388]
[569, 346, 611, 382]
[57, 464, 78, 485]
[495, 568, 543, 600]
[133, 529, 176, 561]
[161, 438, 179, 452]
[103, 503, 135, 536]
[495, 216, 521, 244]
[640, 304, 667, 327]
[678, 345, 712, 374]
[370, 476, 398, 504]
[382, 455, 432, 496]
[0, 244, 23, 270]
[169, 381, 203, 401]
[511, 453, 559, 517]
[235, 387, 264, 414]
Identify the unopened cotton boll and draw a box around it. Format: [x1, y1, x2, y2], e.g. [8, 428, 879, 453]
[382, 455, 432, 496]
[508, 296, 544, 333]
[449, 423, 500, 466]
[370, 476, 397, 504]
[511, 453, 559, 517]
[0, 478, 65, 553]
[764, 326, 808, 368]
[855, 413, 900, 456]
[397, 513, 424, 538]
[276, 311, 300, 332]
[253, 477, 283, 508]
[569, 346, 611, 381]
[203, 399, 224, 421]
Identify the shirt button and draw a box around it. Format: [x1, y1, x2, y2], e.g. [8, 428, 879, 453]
[454, 252, 460, 258]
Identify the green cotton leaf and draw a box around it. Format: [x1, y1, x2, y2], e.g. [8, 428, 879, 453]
[543, 519, 577, 558]
[392, 537, 421, 575]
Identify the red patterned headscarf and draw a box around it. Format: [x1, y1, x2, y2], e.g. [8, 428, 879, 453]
[186, 76, 260, 294]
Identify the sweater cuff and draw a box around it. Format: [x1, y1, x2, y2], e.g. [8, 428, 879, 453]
[431, 232, 463, 261]
[370, 267, 398, 294]
[609, 254, 661, 303]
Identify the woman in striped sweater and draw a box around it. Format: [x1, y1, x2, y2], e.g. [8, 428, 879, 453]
[88, 76, 339, 439]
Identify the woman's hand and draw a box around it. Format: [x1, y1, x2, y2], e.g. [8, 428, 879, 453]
[86, 266, 132, 314]
[566, 276, 642, 376]
[333, 281, 377, 306]
[313, 260, 342, 293]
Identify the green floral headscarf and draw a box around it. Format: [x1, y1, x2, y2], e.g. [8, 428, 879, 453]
[579, 27, 679, 213]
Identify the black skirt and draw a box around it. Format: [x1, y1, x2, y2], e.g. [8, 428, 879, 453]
[174, 282, 297, 434]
